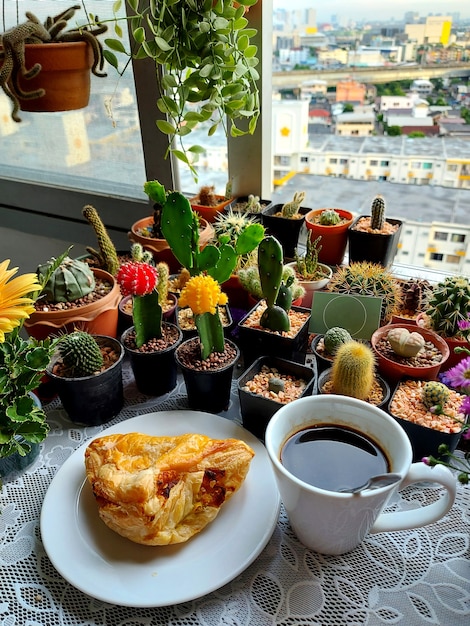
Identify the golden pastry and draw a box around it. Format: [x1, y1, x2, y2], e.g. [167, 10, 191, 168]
[84, 432, 255, 545]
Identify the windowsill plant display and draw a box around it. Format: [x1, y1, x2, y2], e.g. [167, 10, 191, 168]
[23, 249, 121, 340]
[0, 5, 107, 121]
[0, 259, 60, 482]
[46, 330, 124, 426]
[118, 257, 183, 397]
[304, 207, 354, 267]
[348, 194, 403, 268]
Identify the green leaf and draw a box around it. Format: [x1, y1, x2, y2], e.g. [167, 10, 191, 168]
[171, 149, 190, 165]
[112, 0, 122, 13]
[104, 38, 127, 54]
[127, 0, 139, 12]
[199, 64, 213, 78]
[154, 36, 173, 52]
[244, 45, 258, 58]
[156, 119, 176, 135]
[188, 145, 206, 154]
[133, 27, 146, 44]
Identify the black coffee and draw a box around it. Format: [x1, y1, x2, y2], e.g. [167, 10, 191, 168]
[281, 424, 390, 492]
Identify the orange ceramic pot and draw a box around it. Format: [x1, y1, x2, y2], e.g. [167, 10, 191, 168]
[24, 269, 121, 340]
[190, 195, 233, 223]
[305, 208, 354, 267]
[18, 42, 93, 112]
[128, 216, 214, 273]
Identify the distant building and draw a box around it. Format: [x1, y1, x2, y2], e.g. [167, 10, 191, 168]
[336, 79, 366, 105]
[410, 79, 434, 96]
[335, 112, 375, 136]
[405, 15, 452, 45]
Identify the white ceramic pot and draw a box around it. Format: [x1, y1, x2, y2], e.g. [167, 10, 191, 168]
[286, 261, 333, 309]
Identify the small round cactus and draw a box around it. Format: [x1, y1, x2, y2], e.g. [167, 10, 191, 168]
[58, 331, 104, 377]
[268, 377, 285, 394]
[37, 256, 95, 303]
[323, 327, 353, 355]
[422, 381, 450, 409]
[319, 209, 341, 226]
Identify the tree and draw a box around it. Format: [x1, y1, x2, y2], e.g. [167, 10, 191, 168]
[387, 126, 402, 136]
[407, 131, 425, 138]
[343, 103, 354, 112]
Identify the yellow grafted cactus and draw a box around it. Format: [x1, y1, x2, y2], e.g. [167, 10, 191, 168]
[179, 275, 227, 316]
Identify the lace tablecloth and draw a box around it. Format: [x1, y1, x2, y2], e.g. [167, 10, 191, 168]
[1, 361, 469, 626]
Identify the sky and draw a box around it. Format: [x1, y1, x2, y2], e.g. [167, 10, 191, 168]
[273, 1, 469, 22]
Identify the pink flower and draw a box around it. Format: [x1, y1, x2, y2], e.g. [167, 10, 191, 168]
[443, 356, 470, 391]
[117, 262, 158, 297]
[458, 317, 470, 332]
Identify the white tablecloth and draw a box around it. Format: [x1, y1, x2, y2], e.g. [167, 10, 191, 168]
[1, 362, 469, 625]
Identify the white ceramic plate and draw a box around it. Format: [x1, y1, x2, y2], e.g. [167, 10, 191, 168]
[40, 411, 280, 607]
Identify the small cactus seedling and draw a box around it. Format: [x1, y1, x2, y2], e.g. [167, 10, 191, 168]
[82, 205, 120, 276]
[331, 341, 375, 401]
[58, 331, 104, 378]
[422, 381, 450, 410]
[245, 194, 262, 213]
[319, 209, 341, 226]
[281, 191, 306, 218]
[370, 195, 386, 231]
[323, 327, 352, 355]
[37, 255, 95, 303]
[294, 236, 324, 280]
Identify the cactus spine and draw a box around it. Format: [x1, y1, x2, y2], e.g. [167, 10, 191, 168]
[58, 331, 104, 377]
[425, 275, 470, 338]
[281, 191, 305, 218]
[258, 236, 290, 332]
[370, 195, 385, 231]
[331, 341, 375, 401]
[82, 205, 120, 276]
[319, 209, 341, 226]
[422, 381, 450, 409]
[37, 256, 95, 303]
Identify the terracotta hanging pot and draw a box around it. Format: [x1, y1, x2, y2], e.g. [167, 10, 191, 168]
[18, 42, 93, 113]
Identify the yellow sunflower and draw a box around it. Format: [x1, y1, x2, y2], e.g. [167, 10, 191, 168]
[0, 260, 42, 342]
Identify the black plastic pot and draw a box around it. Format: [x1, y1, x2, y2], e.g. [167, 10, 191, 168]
[229, 195, 273, 223]
[175, 337, 240, 414]
[121, 323, 182, 396]
[238, 356, 317, 440]
[177, 305, 233, 340]
[348, 217, 403, 268]
[47, 336, 124, 426]
[310, 334, 334, 373]
[317, 367, 391, 410]
[237, 303, 311, 367]
[261, 205, 309, 259]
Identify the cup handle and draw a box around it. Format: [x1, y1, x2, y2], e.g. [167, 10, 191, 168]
[370, 463, 457, 534]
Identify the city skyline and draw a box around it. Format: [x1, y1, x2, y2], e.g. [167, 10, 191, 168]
[273, 1, 470, 22]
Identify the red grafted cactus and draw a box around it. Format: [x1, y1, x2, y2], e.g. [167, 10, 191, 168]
[117, 262, 158, 297]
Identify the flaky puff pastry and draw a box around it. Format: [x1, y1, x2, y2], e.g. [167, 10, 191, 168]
[84, 432, 255, 545]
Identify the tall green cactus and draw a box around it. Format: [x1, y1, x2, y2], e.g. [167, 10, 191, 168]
[57, 331, 104, 377]
[370, 195, 385, 230]
[258, 236, 290, 332]
[82, 205, 120, 276]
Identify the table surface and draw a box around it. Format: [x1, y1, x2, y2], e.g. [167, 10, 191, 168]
[1, 360, 469, 626]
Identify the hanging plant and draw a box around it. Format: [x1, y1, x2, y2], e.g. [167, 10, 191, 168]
[103, 0, 260, 179]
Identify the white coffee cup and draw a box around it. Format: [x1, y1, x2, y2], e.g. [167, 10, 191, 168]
[265, 394, 457, 555]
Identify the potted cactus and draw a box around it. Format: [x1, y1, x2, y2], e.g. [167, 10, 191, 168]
[189, 184, 234, 224]
[261, 192, 310, 259]
[118, 258, 183, 397]
[46, 330, 124, 425]
[317, 340, 390, 409]
[231, 194, 273, 222]
[237, 236, 311, 367]
[304, 208, 354, 267]
[23, 250, 121, 340]
[311, 326, 352, 373]
[417, 275, 470, 369]
[287, 236, 333, 308]
[348, 195, 403, 268]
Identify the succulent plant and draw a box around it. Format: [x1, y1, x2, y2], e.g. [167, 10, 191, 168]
[193, 185, 220, 207]
[57, 330, 104, 378]
[294, 236, 324, 280]
[327, 261, 402, 324]
[214, 209, 265, 273]
[130, 243, 153, 265]
[82, 205, 120, 276]
[422, 381, 450, 409]
[331, 341, 375, 401]
[323, 327, 353, 356]
[370, 195, 386, 231]
[281, 192, 306, 218]
[399, 278, 433, 316]
[258, 236, 290, 332]
[37, 256, 95, 303]
[319, 209, 341, 226]
[156, 262, 170, 308]
[237, 264, 304, 303]
[387, 327, 425, 358]
[424, 275, 470, 338]
[245, 195, 262, 214]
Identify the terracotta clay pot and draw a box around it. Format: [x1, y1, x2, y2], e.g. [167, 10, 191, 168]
[18, 42, 93, 112]
[416, 313, 469, 370]
[128, 216, 214, 273]
[190, 195, 233, 223]
[304, 208, 354, 267]
[24, 269, 121, 340]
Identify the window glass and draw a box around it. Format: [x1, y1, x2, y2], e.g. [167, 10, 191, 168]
[434, 231, 448, 241]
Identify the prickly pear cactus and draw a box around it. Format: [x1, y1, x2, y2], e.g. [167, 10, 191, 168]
[422, 381, 450, 409]
[258, 236, 290, 332]
[370, 195, 385, 231]
[161, 191, 200, 274]
[323, 327, 352, 355]
[37, 257, 95, 303]
[58, 331, 104, 377]
[319, 209, 341, 226]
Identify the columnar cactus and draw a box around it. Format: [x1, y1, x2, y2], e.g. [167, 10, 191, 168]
[370, 195, 385, 231]
[281, 191, 306, 218]
[258, 236, 290, 332]
[295, 235, 322, 279]
[425, 275, 470, 338]
[331, 341, 375, 401]
[82, 205, 120, 276]
[156, 262, 170, 307]
[319, 209, 341, 226]
[37, 256, 95, 303]
[58, 331, 104, 378]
